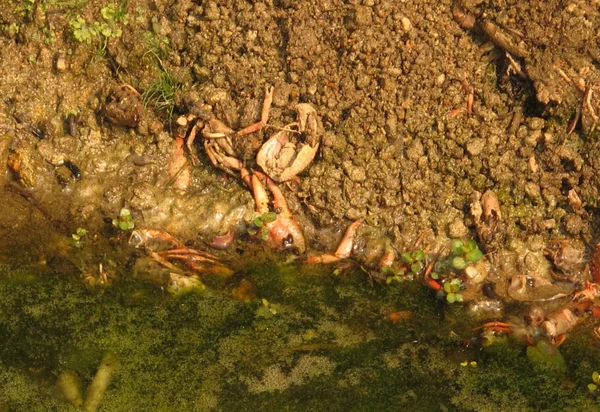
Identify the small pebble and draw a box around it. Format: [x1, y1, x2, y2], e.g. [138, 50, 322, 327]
[436, 73, 445, 86]
[466, 138, 485, 156]
[55, 56, 67, 72]
[528, 155, 538, 173]
[524, 182, 541, 199]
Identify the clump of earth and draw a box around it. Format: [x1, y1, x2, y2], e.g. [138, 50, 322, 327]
[0, 0, 599, 285]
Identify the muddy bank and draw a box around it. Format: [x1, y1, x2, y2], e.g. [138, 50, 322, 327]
[1, 1, 599, 256]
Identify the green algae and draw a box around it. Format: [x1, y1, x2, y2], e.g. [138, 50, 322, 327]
[1, 263, 600, 411]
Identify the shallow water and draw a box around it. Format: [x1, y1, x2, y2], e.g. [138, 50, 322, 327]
[1, 259, 600, 411]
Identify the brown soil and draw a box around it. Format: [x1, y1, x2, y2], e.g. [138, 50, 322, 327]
[0, 0, 599, 275]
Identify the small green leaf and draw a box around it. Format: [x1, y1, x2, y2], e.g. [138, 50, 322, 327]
[465, 239, 478, 252]
[263, 212, 277, 223]
[91, 22, 101, 36]
[412, 249, 425, 262]
[451, 239, 464, 254]
[101, 4, 116, 21]
[588, 383, 598, 392]
[253, 216, 264, 227]
[593, 371, 600, 383]
[447, 293, 456, 303]
[386, 276, 393, 285]
[410, 262, 423, 274]
[70, 16, 85, 29]
[118, 221, 130, 230]
[100, 24, 112, 37]
[430, 272, 439, 280]
[452, 256, 467, 270]
[465, 249, 483, 262]
[401, 252, 413, 265]
[444, 281, 452, 293]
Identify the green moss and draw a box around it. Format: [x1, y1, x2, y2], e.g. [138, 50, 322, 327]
[0, 262, 599, 410]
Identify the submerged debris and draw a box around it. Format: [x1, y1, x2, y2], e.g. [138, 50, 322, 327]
[84, 353, 117, 412]
[56, 371, 83, 407]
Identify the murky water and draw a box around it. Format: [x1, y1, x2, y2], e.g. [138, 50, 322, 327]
[1, 259, 599, 411]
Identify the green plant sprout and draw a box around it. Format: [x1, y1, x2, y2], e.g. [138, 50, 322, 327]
[401, 249, 426, 274]
[58, 0, 89, 5]
[252, 211, 277, 228]
[43, 0, 90, 8]
[429, 238, 484, 294]
[98, 2, 129, 38]
[143, 31, 171, 63]
[112, 208, 135, 230]
[101, 1, 129, 25]
[142, 68, 181, 120]
[135, 6, 146, 24]
[7, 22, 20, 35]
[42, 26, 55, 44]
[451, 239, 483, 263]
[588, 371, 600, 392]
[452, 255, 467, 270]
[247, 212, 277, 241]
[261, 298, 277, 315]
[384, 248, 426, 284]
[430, 239, 481, 304]
[383, 264, 406, 284]
[14, 0, 87, 18]
[141, 27, 178, 120]
[14, 0, 36, 17]
[69, 2, 129, 50]
[71, 227, 87, 248]
[70, 16, 95, 43]
[438, 278, 463, 303]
